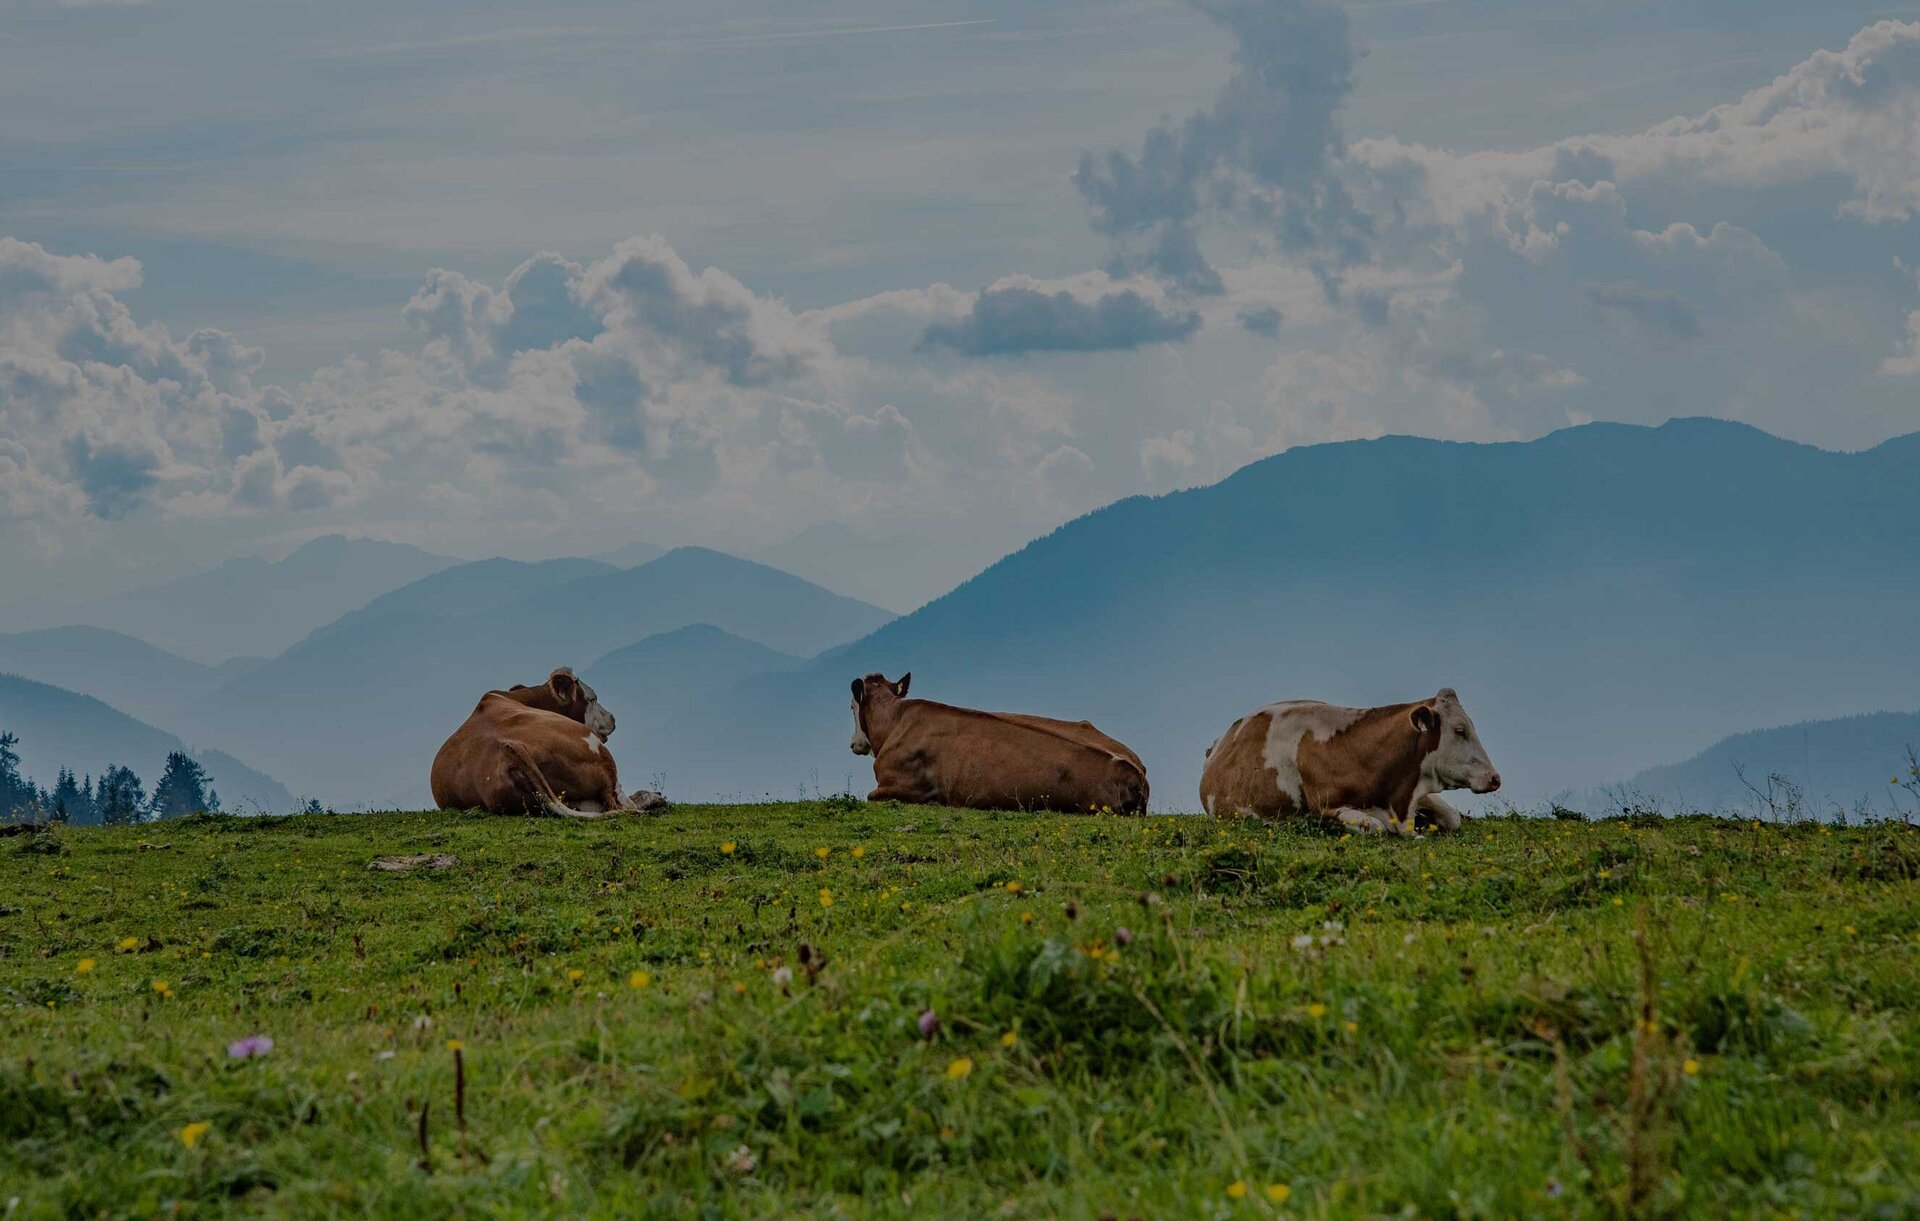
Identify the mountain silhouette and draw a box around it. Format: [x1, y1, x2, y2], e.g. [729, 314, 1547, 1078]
[0, 674, 295, 816]
[0, 535, 455, 662]
[193, 548, 892, 806]
[1611, 710, 1920, 818]
[641, 419, 1920, 808]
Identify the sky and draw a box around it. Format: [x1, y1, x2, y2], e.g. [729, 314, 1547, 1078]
[5, 0, 1920, 606]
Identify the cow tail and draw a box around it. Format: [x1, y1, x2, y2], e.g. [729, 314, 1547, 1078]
[503, 741, 575, 818]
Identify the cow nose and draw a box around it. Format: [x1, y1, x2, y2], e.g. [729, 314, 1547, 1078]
[1486, 773, 1501, 792]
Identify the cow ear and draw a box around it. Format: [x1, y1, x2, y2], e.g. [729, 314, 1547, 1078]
[549, 669, 578, 702]
[851, 678, 866, 704]
[894, 672, 911, 697]
[1410, 704, 1438, 734]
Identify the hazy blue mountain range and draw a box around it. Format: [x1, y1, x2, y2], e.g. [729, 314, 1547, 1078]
[0, 674, 295, 817]
[0, 627, 224, 729]
[0, 535, 456, 663]
[188, 548, 893, 806]
[626, 419, 1920, 808]
[297, 557, 619, 647]
[749, 522, 1013, 615]
[593, 540, 667, 568]
[1610, 710, 1920, 818]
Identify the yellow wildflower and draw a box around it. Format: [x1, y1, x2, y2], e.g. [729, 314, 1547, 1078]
[946, 1057, 973, 1079]
[851, 846, 865, 859]
[116, 936, 139, 953]
[815, 846, 831, 860]
[1005, 881, 1022, 895]
[1306, 1002, 1327, 1019]
[1682, 1058, 1700, 1076]
[567, 968, 585, 984]
[151, 980, 174, 999]
[1266, 1184, 1292, 1204]
[819, 888, 834, 908]
[177, 1121, 211, 1149]
[629, 970, 652, 989]
[1019, 911, 1034, 925]
[1226, 1180, 1248, 1199]
[446, 1039, 464, 1052]
[75, 958, 96, 974]
[1000, 1030, 1017, 1048]
[721, 842, 736, 855]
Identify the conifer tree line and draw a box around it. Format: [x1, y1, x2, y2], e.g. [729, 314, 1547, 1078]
[0, 732, 219, 825]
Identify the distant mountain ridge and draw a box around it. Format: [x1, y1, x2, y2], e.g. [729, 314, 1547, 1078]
[0, 674, 295, 816]
[1612, 710, 1920, 817]
[0, 535, 457, 663]
[633, 419, 1920, 807]
[190, 548, 895, 806]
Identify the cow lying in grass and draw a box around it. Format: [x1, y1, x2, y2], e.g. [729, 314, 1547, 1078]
[430, 667, 666, 818]
[850, 672, 1149, 813]
[1199, 688, 1500, 835]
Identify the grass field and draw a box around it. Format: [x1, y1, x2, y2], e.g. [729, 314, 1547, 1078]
[4, 804, 1919, 1218]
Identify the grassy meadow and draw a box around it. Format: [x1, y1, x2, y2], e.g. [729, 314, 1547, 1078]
[3, 804, 1919, 1218]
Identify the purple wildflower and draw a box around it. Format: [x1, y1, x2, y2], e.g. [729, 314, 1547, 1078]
[1114, 927, 1134, 946]
[227, 1034, 274, 1060]
[918, 1009, 940, 1039]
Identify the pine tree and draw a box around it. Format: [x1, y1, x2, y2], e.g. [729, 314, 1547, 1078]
[149, 752, 218, 819]
[0, 731, 44, 822]
[96, 765, 147, 826]
[51, 767, 92, 823]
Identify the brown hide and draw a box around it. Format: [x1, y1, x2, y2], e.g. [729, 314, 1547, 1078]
[1297, 703, 1439, 822]
[854, 675, 1148, 813]
[1198, 700, 1440, 823]
[430, 672, 623, 815]
[1197, 711, 1292, 818]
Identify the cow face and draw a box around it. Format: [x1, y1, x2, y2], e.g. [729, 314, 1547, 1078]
[549, 668, 617, 739]
[850, 671, 909, 755]
[1411, 688, 1500, 794]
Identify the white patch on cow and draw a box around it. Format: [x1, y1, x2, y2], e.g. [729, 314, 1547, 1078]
[579, 678, 616, 739]
[584, 734, 602, 755]
[849, 698, 871, 755]
[1259, 701, 1366, 808]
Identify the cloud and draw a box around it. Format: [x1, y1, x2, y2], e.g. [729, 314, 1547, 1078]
[1581, 283, 1704, 339]
[918, 280, 1202, 356]
[1236, 305, 1283, 336]
[1882, 311, 1920, 376]
[1073, 0, 1365, 294]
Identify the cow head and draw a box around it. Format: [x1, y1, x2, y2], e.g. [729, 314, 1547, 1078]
[1411, 688, 1500, 794]
[849, 671, 910, 755]
[514, 667, 617, 738]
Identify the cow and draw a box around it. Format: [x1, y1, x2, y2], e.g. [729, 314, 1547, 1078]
[429, 667, 667, 818]
[1198, 688, 1500, 835]
[849, 672, 1149, 813]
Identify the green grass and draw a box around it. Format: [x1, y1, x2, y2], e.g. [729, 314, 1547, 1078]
[3, 806, 1919, 1218]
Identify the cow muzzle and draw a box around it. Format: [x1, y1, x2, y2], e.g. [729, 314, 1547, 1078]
[1471, 772, 1501, 794]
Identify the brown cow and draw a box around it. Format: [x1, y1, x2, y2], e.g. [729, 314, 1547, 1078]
[429, 667, 666, 818]
[1198, 689, 1500, 835]
[849, 672, 1148, 813]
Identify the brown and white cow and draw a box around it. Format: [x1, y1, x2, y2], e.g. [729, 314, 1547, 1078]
[429, 667, 666, 818]
[850, 672, 1149, 813]
[1198, 689, 1500, 835]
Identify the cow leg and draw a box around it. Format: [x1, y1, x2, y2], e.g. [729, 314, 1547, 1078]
[1417, 793, 1464, 832]
[544, 800, 610, 820]
[1332, 807, 1390, 835]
